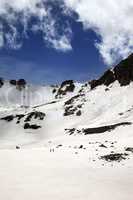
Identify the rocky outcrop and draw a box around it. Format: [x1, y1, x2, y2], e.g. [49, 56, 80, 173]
[90, 70, 115, 89]
[24, 123, 41, 130]
[90, 53, 133, 89]
[64, 94, 84, 116]
[56, 80, 75, 97]
[24, 111, 46, 122]
[101, 153, 128, 162]
[0, 112, 45, 126]
[64, 95, 81, 105]
[114, 54, 133, 86]
[1, 115, 14, 122]
[65, 122, 132, 135]
[125, 147, 133, 153]
[16, 79, 27, 90]
[83, 122, 132, 135]
[10, 80, 17, 86]
[0, 78, 4, 88]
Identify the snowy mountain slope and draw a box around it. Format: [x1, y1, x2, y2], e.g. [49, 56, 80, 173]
[0, 56, 133, 148]
[0, 81, 55, 107]
[1, 55, 133, 200]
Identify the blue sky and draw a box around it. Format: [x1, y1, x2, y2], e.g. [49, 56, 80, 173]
[0, 0, 132, 85]
[0, 21, 106, 84]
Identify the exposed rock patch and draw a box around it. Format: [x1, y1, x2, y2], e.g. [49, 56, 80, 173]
[1, 115, 14, 122]
[56, 80, 75, 97]
[125, 147, 133, 153]
[16, 79, 26, 90]
[10, 80, 17, 86]
[90, 70, 115, 89]
[65, 122, 131, 135]
[76, 110, 82, 116]
[16, 146, 20, 149]
[65, 128, 76, 135]
[83, 122, 132, 135]
[64, 95, 81, 106]
[24, 123, 41, 130]
[24, 111, 46, 122]
[90, 53, 133, 89]
[0, 112, 45, 130]
[114, 54, 133, 86]
[64, 94, 85, 116]
[99, 144, 107, 148]
[101, 153, 128, 162]
[0, 78, 4, 88]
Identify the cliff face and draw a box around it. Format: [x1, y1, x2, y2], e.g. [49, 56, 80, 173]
[114, 53, 133, 86]
[90, 53, 133, 89]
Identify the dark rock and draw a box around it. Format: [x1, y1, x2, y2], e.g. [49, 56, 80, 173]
[10, 80, 17, 85]
[61, 80, 75, 89]
[111, 142, 114, 145]
[114, 54, 133, 86]
[1, 115, 14, 122]
[24, 111, 45, 122]
[24, 123, 41, 130]
[17, 79, 26, 86]
[111, 151, 115, 154]
[110, 145, 114, 148]
[99, 144, 107, 148]
[64, 94, 85, 116]
[65, 95, 80, 105]
[64, 106, 77, 116]
[16, 146, 20, 149]
[90, 70, 115, 89]
[1, 114, 25, 123]
[30, 124, 41, 129]
[56, 144, 63, 148]
[17, 79, 26, 90]
[119, 113, 124, 116]
[24, 123, 30, 129]
[16, 114, 25, 124]
[83, 122, 132, 135]
[76, 110, 82, 116]
[52, 88, 56, 94]
[65, 128, 76, 135]
[89, 54, 133, 89]
[101, 153, 128, 162]
[56, 80, 75, 97]
[89, 80, 98, 90]
[77, 104, 82, 109]
[0, 78, 4, 87]
[16, 114, 25, 120]
[125, 147, 133, 153]
[77, 130, 81, 133]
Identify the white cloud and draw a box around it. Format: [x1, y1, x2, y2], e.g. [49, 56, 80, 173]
[0, 0, 132, 65]
[0, 0, 72, 52]
[32, 9, 72, 52]
[63, 0, 133, 65]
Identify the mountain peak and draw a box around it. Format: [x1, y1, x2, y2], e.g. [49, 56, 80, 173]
[90, 53, 133, 89]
